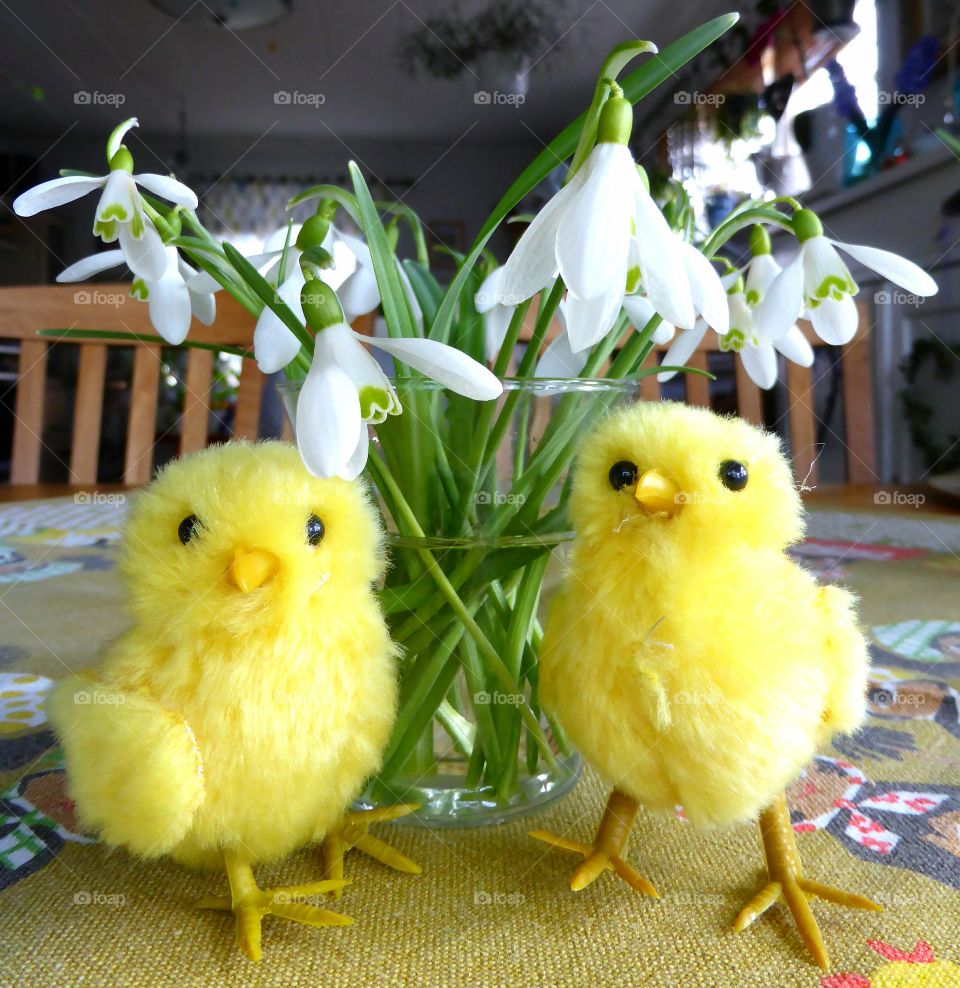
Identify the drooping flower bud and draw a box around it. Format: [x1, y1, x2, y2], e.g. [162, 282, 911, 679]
[749, 224, 771, 256]
[301, 277, 344, 332]
[108, 147, 134, 174]
[792, 208, 823, 244]
[596, 90, 633, 145]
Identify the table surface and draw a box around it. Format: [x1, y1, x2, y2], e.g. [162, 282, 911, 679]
[1, 490, 959, 987]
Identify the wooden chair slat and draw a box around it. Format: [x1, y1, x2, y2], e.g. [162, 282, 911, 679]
[841, 325, 877, 483]
[123, 346, 161, 486]
[180, 348, 214, 454]
[735, 359, 763, 424]
[684, 351, 711, 407]
[10, 340, 48, 484]
[785, 359, 817, 485]
[639, 352, 660, 401]
[234, 365, 264, 440]
[69, 344, 107, 484]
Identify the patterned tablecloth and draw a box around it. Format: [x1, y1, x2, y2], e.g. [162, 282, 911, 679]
[1, 495, 959, 987]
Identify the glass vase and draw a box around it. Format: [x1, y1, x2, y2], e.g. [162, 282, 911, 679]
[280, 377, 640, 826]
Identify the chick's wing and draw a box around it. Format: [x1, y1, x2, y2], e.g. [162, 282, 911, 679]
[47, 675, 204, 857]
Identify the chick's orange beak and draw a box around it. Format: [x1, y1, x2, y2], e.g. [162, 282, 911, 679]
[634, 469, 682, 518]
[228, 548, 279, 593]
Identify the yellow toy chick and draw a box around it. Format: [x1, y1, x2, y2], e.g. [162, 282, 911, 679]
[533, 401, 879, 969]
[47, 441, 417, 961]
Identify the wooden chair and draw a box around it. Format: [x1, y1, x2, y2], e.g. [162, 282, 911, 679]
[0, 284, 373, 488]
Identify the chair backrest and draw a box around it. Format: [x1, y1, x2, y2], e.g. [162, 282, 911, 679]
[637, 302, 876, 485]
[0, 283, 341, 487]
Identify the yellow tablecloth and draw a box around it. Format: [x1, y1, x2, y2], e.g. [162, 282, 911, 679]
[2, 496, 959, 987]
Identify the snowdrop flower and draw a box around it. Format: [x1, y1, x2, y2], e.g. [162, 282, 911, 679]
[55, 246, 214, 345]
[295, 278, 502, 478]
[660, 278, 813, 390]
[207, 217, 376, 375]
[497, 91, 694, 354]
[12, 118, 196, 282]
[475, 266, 515, 361]
[757, 208, 938, 345]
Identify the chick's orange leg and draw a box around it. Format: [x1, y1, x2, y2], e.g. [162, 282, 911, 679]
[322, 804, 421, 898]
[195, 849, 352, 962]
[732, 792, 882, 970]
[530, 788, 659, 897]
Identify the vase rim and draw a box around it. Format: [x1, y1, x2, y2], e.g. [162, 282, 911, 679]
[277, 376, 642, 395]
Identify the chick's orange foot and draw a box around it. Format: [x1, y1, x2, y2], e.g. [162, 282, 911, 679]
[530, 789, 659, 897]
[196, 849, 352, 963]
[732, 793, 882, 970]
[322, 804, 422, 897]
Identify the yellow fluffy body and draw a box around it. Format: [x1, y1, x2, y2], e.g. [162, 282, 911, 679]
[541, 402, 869, 829]
[48, 441, 397, 871]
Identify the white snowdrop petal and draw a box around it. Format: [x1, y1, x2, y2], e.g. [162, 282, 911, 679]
[13, 176, 105, 217]
[753, 253, 805, 342]
[657, 320, 707, 382]
[339, 425, 371, 481]
[133, 173, 198, 209]
[773, 326, 815, 367]
[739, 343, 778, 389]
[483, 304, 513, 362]
[475, 266, 505, 314]
[498, 181, 575, 303]
[563, 288, 624, 353]
[556, 144, 633, 299]
[56, 250, 126, 282]
[118, 221, 167, 281]
[809, 293, 859, 345]
[680, 241, 728, 334]
[744, 253, 782, 306]
[633, 187, 695, 330]
[146, 249, 192, 345]
[339, 266, 382, 323]
[295, 359, 362, 479]
[535, 332, 589, 378]
[833, 241, 938, 298]
[324, 324, 399, 422]
[366, 335, 502, 400]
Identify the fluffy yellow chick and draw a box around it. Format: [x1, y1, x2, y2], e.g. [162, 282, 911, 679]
[47, 441, 417, 961]
[533, 401, 879, 969]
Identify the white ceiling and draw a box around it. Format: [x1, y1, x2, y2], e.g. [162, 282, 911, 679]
[0, 0, 732, 148]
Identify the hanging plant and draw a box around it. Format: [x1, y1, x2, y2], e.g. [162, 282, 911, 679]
[397, 0, 559, 80]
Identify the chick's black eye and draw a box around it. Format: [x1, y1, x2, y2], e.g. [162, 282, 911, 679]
[719, 460, 748, 491]
[178, 514, 200, 545]
[306, 514, 325, 546]
[608, 460, 639, 491]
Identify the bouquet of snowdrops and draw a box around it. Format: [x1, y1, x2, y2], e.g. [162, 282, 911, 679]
[15, 13, 936, 822]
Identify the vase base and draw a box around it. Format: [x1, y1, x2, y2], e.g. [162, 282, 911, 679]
[356, 752, 582, 829]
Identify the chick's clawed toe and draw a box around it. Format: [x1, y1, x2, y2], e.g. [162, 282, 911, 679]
[197, 850, 353, 962]
[732, 794, 882, 970]
[322, 804, 422, 898]
[530, 789, 659, 898]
